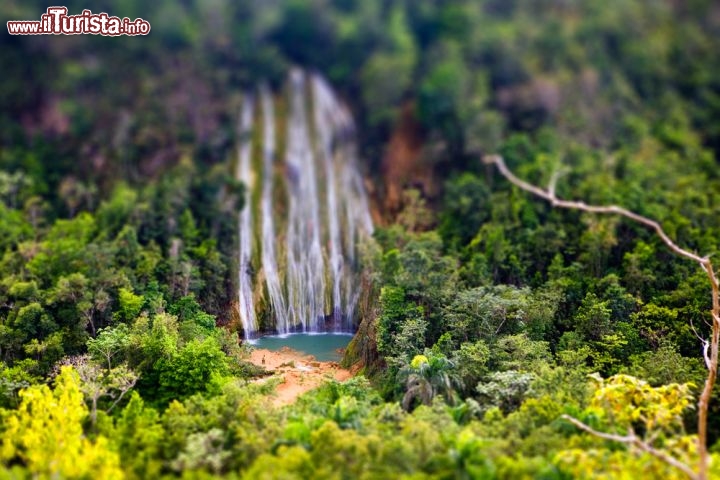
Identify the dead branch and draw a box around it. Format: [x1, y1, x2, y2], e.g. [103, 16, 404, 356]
[483, 155, 706, 263]
[561, 415, 697, 479]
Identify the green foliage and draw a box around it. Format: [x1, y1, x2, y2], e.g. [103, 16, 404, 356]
[574, 293, 612, 342]
[155, 337, 230, 406]
[115, 288, 145, 323]
[452, 341, 490, 396]
[626, 343, 705, 387]
[418, 40, 479, 152]
[0, 203, 31, 253]
[439, 173, 491, 249]
[169, 294, 217, 336]
[491, 334, 552, 374]
[110, 392, 165, 480]
[376, 286, 425, 363]
[0, 361, 39, 409]
[361, 7, 417, 126]
[26, 213, 97, 284]
[443, 286, 534, 344]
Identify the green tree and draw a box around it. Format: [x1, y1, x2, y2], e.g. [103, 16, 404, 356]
[155, 337, 230, 405]
[88, 324, 131, 371]
[400, 353, 462, 410]
[476, 370, 535, 415]
[0, 367, 123, 479]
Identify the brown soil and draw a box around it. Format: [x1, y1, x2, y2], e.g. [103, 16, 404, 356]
[249, 347, 352, 407]
[381, 100, 432, 215]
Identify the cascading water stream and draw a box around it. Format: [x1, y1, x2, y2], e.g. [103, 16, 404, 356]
[311, 74, 344, 327]
[236, 70, 373, 338]
[236, 96, 257, 339]
[310, 74, 375, 331]
[259, 84, 288, 334]
[285, 69, 326, 332]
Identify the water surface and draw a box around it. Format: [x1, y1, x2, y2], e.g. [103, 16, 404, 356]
[250, 333, 353, 362]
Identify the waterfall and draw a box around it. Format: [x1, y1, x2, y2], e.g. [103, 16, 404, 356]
[236, 95, 257, 339]
[237, 70, 373, 338]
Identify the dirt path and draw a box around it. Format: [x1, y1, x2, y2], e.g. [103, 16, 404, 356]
[249, 347, 352, 406]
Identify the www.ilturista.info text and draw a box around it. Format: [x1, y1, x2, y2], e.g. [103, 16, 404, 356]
[7, 7, 150, 36]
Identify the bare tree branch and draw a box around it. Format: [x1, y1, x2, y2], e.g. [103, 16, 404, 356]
[560, 414, 634, 443]
[562, 415, 697, 479]
[107, 381, 135, 413]
[483, 155, 707, 264]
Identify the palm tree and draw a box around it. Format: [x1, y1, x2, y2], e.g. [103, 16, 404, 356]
[399, 353, 463, 410]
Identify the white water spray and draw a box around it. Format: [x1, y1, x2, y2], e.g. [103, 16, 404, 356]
[236, 95, 257, 339]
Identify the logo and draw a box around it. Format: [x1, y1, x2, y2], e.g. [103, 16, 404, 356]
[7, 7, 151, 36]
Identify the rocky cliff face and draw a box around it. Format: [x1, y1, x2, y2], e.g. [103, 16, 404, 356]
[380, 100, 435, 218]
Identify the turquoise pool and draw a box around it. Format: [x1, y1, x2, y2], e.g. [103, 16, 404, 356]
[250, 333, 353, 362]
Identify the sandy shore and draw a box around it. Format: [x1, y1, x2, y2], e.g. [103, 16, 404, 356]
[249, 346, 352, 406]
